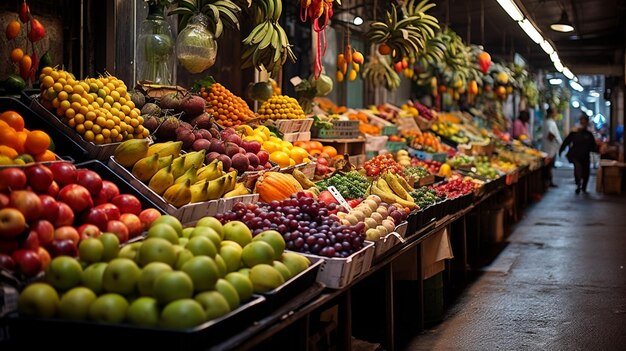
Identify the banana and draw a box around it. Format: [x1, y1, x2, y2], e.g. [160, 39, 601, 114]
[183, 150, 205, 171]
[395, 172, 414, 192]
[383, 172, 412, 201]
[163, 179, 192, 207]
[174, 165, 198, 185]
[147, 141, 183, 158]
[292, 169, 316, 189]
[157, 155, 173, 170]
[148, 165, 174, 195]
[223, 182, 250, 198]
[197, 160, 224, 181]
[171, 155, 187, 179]
[190, 176, 227, 203]
[113, 138, 150, 167]
[221, 171, 238, 196]
[373, 179, 417, 210]
[272, 0, 282, 22]
[131, 154, 160, 183]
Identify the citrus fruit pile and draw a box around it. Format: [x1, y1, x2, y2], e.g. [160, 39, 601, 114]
[39, 67, 148, 145]
[202, 82, 255, 128]
[261, 137, 311, 168]
[0, 110, 55, 164]
[256, 95, 306, 120]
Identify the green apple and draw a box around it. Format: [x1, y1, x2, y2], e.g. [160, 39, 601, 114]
[181, 227, 194, 238]
[214, 254, 227, 277]
[159, 299, 205, 329]
[88, 293, 128, 323]
[181, 256, 219, 292]
[190, 226, 221, 247]
[137, 237, 177, 267]
[153, 271, 194, 305]
[18, 282, 60, 318]
[195, 290, 230, 320]
[272, 260, 293, 281]
[220, 240, 242, 249]
[175, 249, 195, 269]
[82, 262, 108, 294]
[185, 236, 217, 257]
[249, 264, 284, 293]
[98, 233, 120, 262]
[127, 296, 160, 326]
[252, 230, 285, 260]
[238, 267, 251, 278]
[225, 272, 253, 302]
[241, 241, 275, 267]
[151, 215, 183, 237]
[147, 223, 179, 244]
[214, 279, 240, 311]
[78, 238, 104, 263]
[137, 262, 172, 296]
[118, 242, 141, 262]
[222, 221, 252, 247]
[280, 252, 310, 276]
[178, 237, 189, 247]
[195, 217, 224, 239]
[219, 244, 242, 273]
[102, 258, 141, 295]
[46, 256, 84, 291]
[58, 286, 97, 320]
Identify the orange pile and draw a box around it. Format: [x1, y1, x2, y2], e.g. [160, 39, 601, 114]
[294, 141, 339, 159]
[0, 110, 55, 164]
[410, 131, 443, 152]
[348, 111, 380, 135]
[201, 83, 254, 127]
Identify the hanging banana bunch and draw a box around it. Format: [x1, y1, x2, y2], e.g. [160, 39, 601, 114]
[362, 49, 401, 91]
[241, 0, 296, 77]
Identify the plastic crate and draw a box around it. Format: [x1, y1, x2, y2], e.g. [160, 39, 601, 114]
[408, 148, 448, 163]
[381, 125, 399, 136]
[373, 232, 404, 260]
[385, 141, 407, 153]
[263, 118, 314, 134]
[311, 120, 360, 139]
[258, 260, 323, 312]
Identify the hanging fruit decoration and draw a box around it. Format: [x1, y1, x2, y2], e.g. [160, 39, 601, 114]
[336, 30, 364, 82]
[477, 51, 492, 74]
[301, 0, 339, 79]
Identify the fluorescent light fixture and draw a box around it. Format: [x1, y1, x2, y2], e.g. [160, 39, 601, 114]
[586, 96, 597, 103]
[572, 100, 580, 108]
[554, 61, 564, 72]
[496, 0, 524, 21]
[562, 67, 574, 79]
[540, 40, 554, 55]
[353, 16, 363, 26]
[589, 91, 600, 97]
[586, 110, 593, 117]
[569, 80, 583, 92]
[549, 78, 562, 85]
[518, 19, 543, 44]
[550, 52, 560, 62]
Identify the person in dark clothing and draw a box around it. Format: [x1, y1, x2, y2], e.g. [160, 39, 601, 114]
[559, 115, 599, 194]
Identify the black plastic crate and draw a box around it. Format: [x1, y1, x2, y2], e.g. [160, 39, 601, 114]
[0, 97, 89, 162]
[257, 259, 323, 313]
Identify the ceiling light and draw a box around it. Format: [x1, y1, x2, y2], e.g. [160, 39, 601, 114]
[605, 101, 611, 106]
[540, 40, 554, 55]
[589, 91, 600, 97]
[353, 16, 363, 26]
[496, 0, 524, 21]
[554, 61, 564, 72]
[585, 110, 593, 117]
[562, 67, 574, 79]
[572, 100, 580, 108]
[518, 19, 543, 44]
[550, 9, 574, 33]
[549, 78, 562, 85]
[569, 80, 583, 92]
[550, 52, 560, 62]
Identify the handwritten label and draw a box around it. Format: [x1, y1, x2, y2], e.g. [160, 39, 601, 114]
[327, 186, 352, 211]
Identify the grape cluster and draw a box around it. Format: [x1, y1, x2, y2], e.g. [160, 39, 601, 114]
[215, 193, 366, 258]
[403, 166, 430, 179]
[410, 187, 443, 208]
[414, 102, 434, 120]
[316, 171, 370, 199]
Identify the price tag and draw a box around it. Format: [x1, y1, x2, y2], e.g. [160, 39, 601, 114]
[327, 186, 352, 211]
[290, 76, 303, 87]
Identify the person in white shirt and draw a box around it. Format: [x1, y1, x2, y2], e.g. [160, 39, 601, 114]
[541, 107, 562, 187]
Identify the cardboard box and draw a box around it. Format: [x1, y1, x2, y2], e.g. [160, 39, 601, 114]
[421, 229, 454, 280]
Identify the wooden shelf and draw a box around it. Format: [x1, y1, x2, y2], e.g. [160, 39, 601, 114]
[310, 137, 366, 143]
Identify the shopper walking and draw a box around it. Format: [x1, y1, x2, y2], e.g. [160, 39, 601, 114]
[559, 115, 599, 194]
[512, 110, 532, 144]
[541, 107, 562, 188]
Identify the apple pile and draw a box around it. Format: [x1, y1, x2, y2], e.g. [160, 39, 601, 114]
[0, 162, 162, 279]
[17, 215, 312, 330]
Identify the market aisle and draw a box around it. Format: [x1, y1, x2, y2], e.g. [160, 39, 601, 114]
[404, 168, 626, 351]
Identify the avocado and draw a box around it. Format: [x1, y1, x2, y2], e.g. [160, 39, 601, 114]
[3, 74, 26, 94]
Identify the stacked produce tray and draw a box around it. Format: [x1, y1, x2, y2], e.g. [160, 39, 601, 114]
[311, 120, 360, 139]
[257, 260, 323, 312]
[300, 241, 375, 289]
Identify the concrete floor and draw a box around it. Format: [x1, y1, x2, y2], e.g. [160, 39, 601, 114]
[405, 168, 626, 351]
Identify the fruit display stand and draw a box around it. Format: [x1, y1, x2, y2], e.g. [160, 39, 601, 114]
[310, 137, 366, 166]
[311, 120, 361, 139]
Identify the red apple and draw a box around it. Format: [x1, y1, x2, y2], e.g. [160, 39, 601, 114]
[106, 220, 129, 243]
[0, 193, 9, 209]
[32, 220, 54, 246]
[139, 208, 161, 230]
[119, 213, 143, 238]
[93, 190, 108, 206]
[94, 203, 120, 221]
[81, 207, 109, 231]
[77, 224, 101, 241]
[0, 168, 27, 191]
[58, 184, 93, 213]
[101, 181, 120, 201]
[47, 180, 60, 197]
[9, 190, 43, 221]
[0, 253, 15, 271]
[46, 239, 77, 258]
[38, 195, 60, 222]
[257, 150, 270, 165]
[76, 169, 103, 195]
[24, 165, 54, 193]
[48, 162, 77, 186]
[22, 230, 40, 250]
[12, 249, 42, 277]
[54, 202, 75, 227]
[0, 208, 27, 239]
[54, 226, 80, 246]
[37, 247, 51, 269]
[111, 194, 142, 215]
[0, 239, 19, 254]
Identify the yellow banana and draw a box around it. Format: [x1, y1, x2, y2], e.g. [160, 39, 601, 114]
[383, 172, 412, 201]
[163, 179, 192, 207]
[292, 169, 316, 189]
[148, 165, 174, 195]
[223, 182, 250, 198]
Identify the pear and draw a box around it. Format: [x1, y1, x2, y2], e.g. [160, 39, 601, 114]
[114, 139, 150, 167]
[175, 165, 198, 185]
[157, 155, 174, 169]
[183, 150, 206, 171]
[149, 165, 175, 195]
[163, 179, 192, 207]
[171, 155, 187, 179]
[131, 154, 160, 182]
[197, 160, 224, 182]
[147, 140, 183, 158]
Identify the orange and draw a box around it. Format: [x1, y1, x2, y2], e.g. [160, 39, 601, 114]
[15, 131, 28, 154]
[0, 120, 10, 130]
[322, 146, 338, 158]
[5, 20, 20, 40]
[35, 150, 56, 162]
[378, 43, 391, 55]
[293, 141, 307, 148]
[0, 111, 25, 131]
[10, 47, 24, 63]
[20, 54, 32, 73]
[0, 128, 20, 150]
[0, 145, 18, 159]
[269, 151, 290, 168]
[24, 130, 50, 155]
[289, 147, 309, 164]
[309, 141, 323, 150]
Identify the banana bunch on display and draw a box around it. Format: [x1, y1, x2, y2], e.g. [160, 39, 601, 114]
[362, 52, 401, 91]
[367, 172, 418, 210]
[366, 0, 439, 60]
[241, 0, 295, 77]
